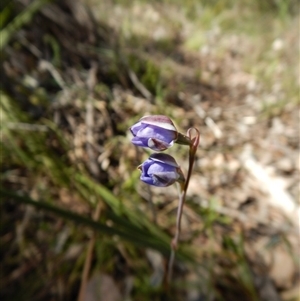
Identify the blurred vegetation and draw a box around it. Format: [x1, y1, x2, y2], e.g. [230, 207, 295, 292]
[1, 0, 299, 300]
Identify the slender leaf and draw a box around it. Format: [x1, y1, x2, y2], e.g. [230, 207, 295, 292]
[0, 0, 50, 50]
[1, 189, 194, 261]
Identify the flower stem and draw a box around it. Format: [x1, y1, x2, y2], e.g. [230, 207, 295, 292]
[167, 128, 200, 284]
[167, 185, 185, 282]
[175, 132, 192, 146]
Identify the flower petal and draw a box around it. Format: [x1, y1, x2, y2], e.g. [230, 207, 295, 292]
[130, 122, 146, 135]
[138, 153, 185, 187]
[147, 161, 175, 174]
[149, 153, 179, 168]
[131, 137, 149, 148]
[140, 115, 177, 132]
[137, 125, 177, 143]
[130, 115, 178, 151]
[148, 138, 171, 151]
[140, 174, 155, 185]
[152, 171, 179, 186]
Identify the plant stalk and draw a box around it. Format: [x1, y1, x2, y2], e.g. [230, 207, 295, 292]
[167, 128, 200, 283]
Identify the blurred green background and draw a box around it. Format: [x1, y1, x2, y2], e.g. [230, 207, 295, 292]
[1, 0, 299, 300]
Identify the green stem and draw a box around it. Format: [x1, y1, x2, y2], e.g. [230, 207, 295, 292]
[175, 132, 192, 146]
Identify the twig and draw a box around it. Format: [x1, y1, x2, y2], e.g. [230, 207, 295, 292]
[128, 69, 152, 100]
[6, 122, 48, 132]
[205, 116, 223, 139]
[147, 185, 157, 224]
[194, 103, 222, 139]
[136, 183, 157, 224]
[77, 202, 102, 301]
[77, 63, 101, 301]
[39, 60, 66, 90]
[85, 62, 100, 178]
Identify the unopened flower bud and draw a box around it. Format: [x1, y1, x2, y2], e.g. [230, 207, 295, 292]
[138, 153, 185, 187]
[130, 115, 178, 151]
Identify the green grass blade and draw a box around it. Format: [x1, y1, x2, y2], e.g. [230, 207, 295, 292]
[1, 189, 194, 260]
[0, 0, 50, 50]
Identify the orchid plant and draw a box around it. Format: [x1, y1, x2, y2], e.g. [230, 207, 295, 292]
[130, 115, 200, 283]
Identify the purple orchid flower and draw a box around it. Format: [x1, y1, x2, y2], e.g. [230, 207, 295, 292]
[130, 115, 178, 151]
[138, 153, 185, 187]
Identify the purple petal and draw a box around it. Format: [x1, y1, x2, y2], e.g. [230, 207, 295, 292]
[152, 171, 179, 186]
[130, 116, 178, 151]
[131, 137, 150, 148]
[130, 122, 146, 136]
[138, 125, 177, 143]
[149, 153, 179, 168]
[138, 153, 184, 187]
[140, 115, 177, 132]
[147, 161, 177, 174]
[140, 174, 155, 185]
[140, 159, 152, 172]
[147, 138, 171, 151]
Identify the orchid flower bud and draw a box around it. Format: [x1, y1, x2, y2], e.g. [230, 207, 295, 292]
[138, 153, 185, 187]
[130, 115, 178, 151]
